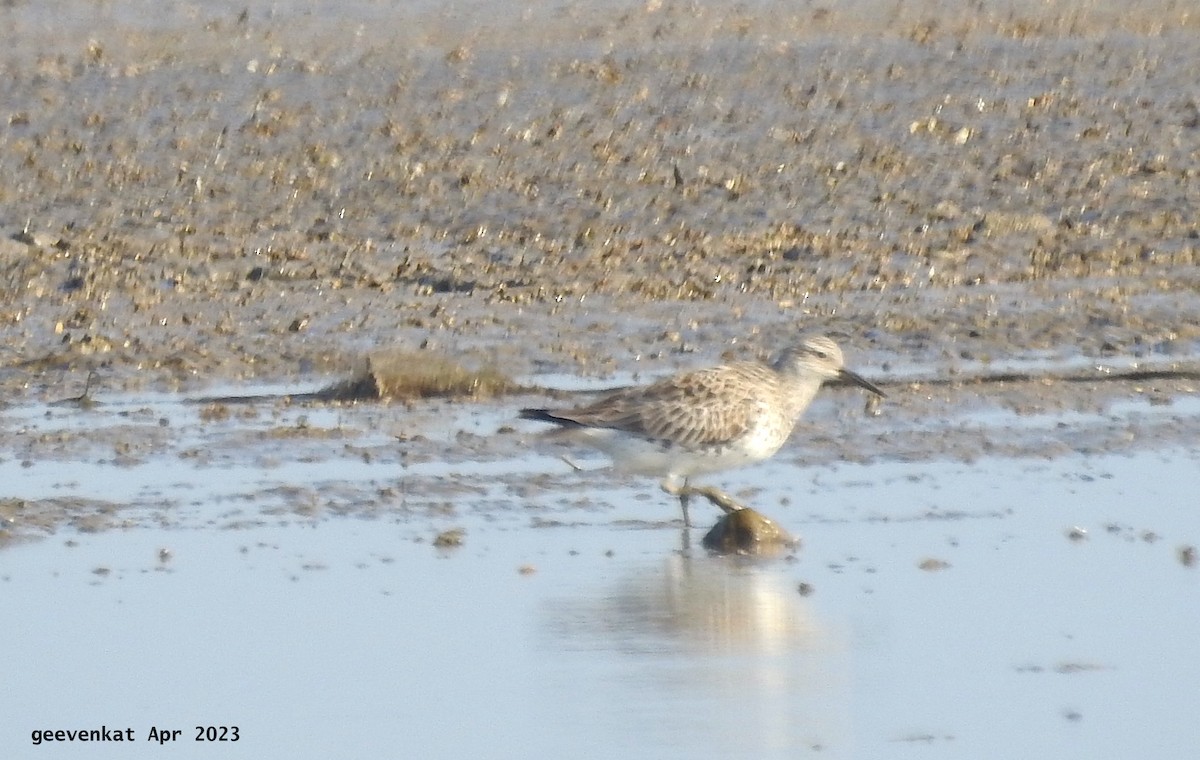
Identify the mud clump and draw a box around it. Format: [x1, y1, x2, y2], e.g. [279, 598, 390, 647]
[702, 508, 799, 556]
[432, 527, 465, 548]
[319, 349, 522, 402]
[0, 497, 127, 544]
[918, 558, 952, 572]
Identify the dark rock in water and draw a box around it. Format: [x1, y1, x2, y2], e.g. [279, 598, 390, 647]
[702, 508, 798, 556]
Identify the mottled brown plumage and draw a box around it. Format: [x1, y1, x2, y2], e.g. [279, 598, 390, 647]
[539, 363, 773, 447]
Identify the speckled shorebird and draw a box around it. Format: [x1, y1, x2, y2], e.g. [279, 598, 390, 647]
[520, 334, 885, 526]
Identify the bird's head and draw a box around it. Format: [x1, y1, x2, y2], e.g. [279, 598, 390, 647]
[774, 335, 885, 397]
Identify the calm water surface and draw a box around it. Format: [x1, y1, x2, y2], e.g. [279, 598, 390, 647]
[2, 426, 1197, 759]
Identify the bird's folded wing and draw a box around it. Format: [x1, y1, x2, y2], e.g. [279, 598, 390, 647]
[561, 367, 758, 448]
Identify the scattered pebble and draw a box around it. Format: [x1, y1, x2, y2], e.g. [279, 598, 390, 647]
[432, 528, 465, 548]
[918, 558, 951, 572]
[1179, 545, 1197, 568]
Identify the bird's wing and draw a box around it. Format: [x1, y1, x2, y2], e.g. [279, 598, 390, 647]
[556, 365, 764, 447]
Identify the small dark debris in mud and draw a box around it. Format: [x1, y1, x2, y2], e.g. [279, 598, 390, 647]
[92, 566, 111, 576]
[158, 548, 173, 563]
[797, 582, 815, 597]
[1062, 709, 1084, 722]
[517, 564, 537, 575]
[702, 508, 798, 556]
[1179, 545, 1197, 567]
[892, 734, 954, 744]
[1065, 526, 1089, 542]
[530, 517, 574, 529]
[432, 527, 465, 548]
[318, 349, 523, 402]
[260, 422, 349, 440]
[917, 557, 951, 571]
[1054, 662, 1108, 674]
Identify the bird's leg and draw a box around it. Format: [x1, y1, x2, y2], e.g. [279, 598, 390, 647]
[662, 479, 748, 519]
[558, 454, 585, 472]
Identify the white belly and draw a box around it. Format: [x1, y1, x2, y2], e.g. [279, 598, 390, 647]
[575, 423, 788, 479]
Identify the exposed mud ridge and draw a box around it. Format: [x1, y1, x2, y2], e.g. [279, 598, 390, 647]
[902, 365, 1200, 389]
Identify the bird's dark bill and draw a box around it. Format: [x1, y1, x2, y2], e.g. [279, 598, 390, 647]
[839, 368, 886, 397]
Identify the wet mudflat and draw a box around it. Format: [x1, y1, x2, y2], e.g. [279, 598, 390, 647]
[2, 0, 1200, 392]
[2, 0, 1200, 757]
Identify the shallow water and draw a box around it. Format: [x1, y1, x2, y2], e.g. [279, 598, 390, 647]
[2, 384, 1198, 760]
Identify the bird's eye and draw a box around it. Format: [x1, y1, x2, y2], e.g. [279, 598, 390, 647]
[813, 351, 828, 360]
